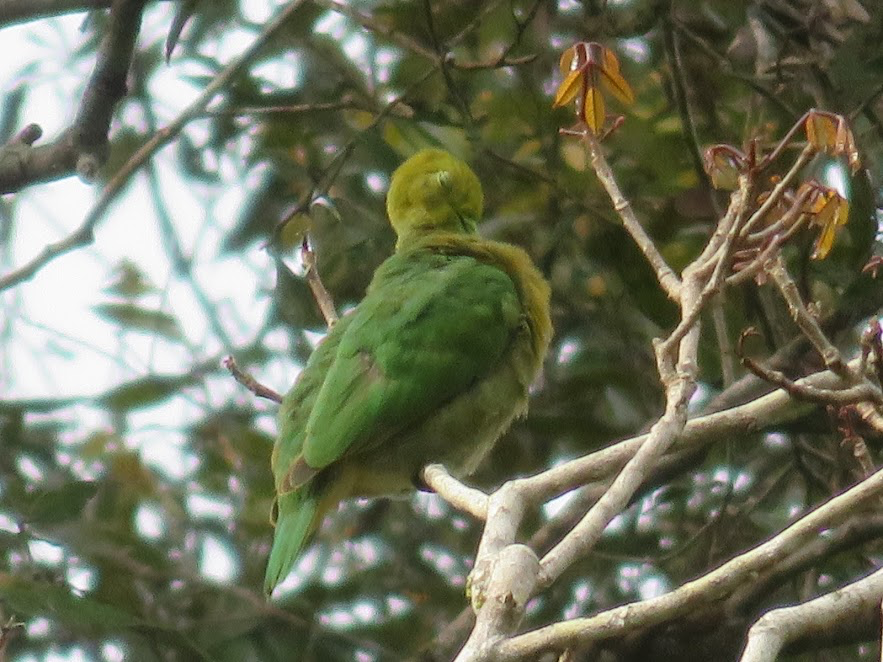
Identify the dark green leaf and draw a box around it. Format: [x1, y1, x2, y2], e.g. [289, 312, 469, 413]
[0, 575, 140, 631]
[99, 375, 191, 412]
[22, 480, 98, 524]
[93, 302, 184, 342]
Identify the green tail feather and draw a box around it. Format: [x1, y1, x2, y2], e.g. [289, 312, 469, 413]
[264, 489, 319, 595]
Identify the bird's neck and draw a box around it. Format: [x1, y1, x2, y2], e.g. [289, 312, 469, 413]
[395, 223, 477, 251]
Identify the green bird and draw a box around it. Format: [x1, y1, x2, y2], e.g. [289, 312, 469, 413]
[265, 149, 552, 594]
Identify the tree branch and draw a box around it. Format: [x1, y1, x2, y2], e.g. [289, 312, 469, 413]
[421, 464, 488, 520]
[494, 465, 883, 659]
[0, 0, 148, 193]
[223, 356, 283, 404]
[0, 0, 308, 292]
[455, 545, 539, 662]
[766, 254, 846, 374]
[739, 566, 883, 662]
[301, 239, 338, 328]
[452, 120, 854, 656]
[581, 129, 682, 302]
[0, 0, 113, 27]
[725, 514, 883, 614]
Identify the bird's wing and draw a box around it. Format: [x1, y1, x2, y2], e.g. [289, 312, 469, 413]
[284, 249, 522, 486]
[270, 314, 352, 493]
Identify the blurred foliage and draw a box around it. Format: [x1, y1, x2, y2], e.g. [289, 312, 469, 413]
[1, 0, 882, 661]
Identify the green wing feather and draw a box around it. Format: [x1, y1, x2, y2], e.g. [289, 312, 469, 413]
[266, 316, 353, 594]
[298, 248, 522, 473]
[270, 314, 353, 491]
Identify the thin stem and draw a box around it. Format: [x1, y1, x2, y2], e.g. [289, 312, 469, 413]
[581, 129, 682, 302]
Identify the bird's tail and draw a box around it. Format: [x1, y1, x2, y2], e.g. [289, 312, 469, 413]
[264, 488, 320, 595]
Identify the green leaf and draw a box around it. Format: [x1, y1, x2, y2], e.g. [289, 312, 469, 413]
[0, 574, 140, 631]
[100, 375, 189, 412]
[93, 302, 184, 342]
[23, 480, 98, 524]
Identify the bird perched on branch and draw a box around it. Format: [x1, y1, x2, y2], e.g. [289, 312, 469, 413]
[265, 149, 552, 594]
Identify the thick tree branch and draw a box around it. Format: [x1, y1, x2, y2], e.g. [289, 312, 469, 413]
[455, 545, 539, 662]
[726, 514, 883, 614]
[0, 0, 112, 26]
[739, 567, 883, 662]
[493, 465, 883, 659]
[0, 0, 308, 292]
[422, 464, 488, 520]
[426, 355, 870, 658]
[0, 0, 147, 193]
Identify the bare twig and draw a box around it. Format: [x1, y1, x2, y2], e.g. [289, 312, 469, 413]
[421, 0, 473, 128]
[273, 66, 436, 241]
[661, 16, 716, 201]
[204, 98, 414, 120]
[493, 0, 543, 67]
[317, 0, 438, 61]
[726, 514, 883, 613]
[712, 296, 736, 386]
[751, 363, 879, 405]
[139, 108, 236, 352]
[766, 254, 846, 373]
[726, 197, 812, 287]
[316, 0, 521, 72]
[580, 129, 682, 301]
[672, 19, 798, 117]
[223, 356, 283, 404]
[737, 145, 815, 239]
[740, 353, 880, 406]
[301, 239, 338, 328]
[657, 182, 749, 356]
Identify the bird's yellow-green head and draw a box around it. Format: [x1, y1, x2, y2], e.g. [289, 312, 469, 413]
[386, 149, 483, 247]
